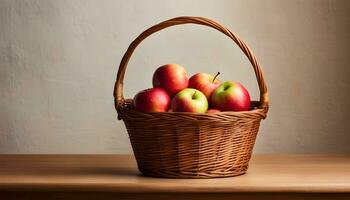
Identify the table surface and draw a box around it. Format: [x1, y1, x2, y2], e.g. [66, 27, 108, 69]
[0, 154, 349, 193]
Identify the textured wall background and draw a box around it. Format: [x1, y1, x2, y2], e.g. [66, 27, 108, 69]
[1, 0, 349, 154]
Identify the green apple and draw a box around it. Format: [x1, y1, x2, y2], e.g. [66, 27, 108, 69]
[171, 88, 208, 113]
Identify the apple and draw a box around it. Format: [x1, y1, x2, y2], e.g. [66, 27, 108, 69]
[207, 109, 221, 113]
[152, 64, 189, 96]
[188, 72, 221, 100]
[211, 81, 251, 111]
[171, 88, 208, 113]
[133, 87, 170, 112]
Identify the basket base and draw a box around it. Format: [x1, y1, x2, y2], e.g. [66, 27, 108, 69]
[139, 166, 248, 179]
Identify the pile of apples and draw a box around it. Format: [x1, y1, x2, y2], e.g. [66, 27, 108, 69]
[133, 64, 251, 113]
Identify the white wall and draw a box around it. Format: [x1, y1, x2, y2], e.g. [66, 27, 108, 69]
[1, 0, 349, 153]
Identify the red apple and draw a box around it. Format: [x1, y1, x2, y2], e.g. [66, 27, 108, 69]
[207, 109, 221, 113]
[211, 81, 251, 111]
[171, 88, 208, 113]
[133, 87, 170, 112]
[152, 64, 189, 96]
[188, 72, 221, 100]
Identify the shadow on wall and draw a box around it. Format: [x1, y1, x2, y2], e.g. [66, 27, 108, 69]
[253, 0, 350, 154]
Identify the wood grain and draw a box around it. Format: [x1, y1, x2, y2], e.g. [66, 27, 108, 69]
[0, 154, 349, 193]
[1, 192, 350, 200]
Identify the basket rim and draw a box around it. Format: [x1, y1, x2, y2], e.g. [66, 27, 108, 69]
[117, 99, 267, 121]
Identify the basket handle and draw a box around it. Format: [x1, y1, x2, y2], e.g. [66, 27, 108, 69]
[114, 16, 269, 112]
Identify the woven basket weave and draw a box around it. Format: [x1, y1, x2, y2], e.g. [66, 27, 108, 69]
[114, 16, 269, 178]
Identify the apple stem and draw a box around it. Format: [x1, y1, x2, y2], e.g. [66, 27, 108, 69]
[213, 72, 220, 83]
[192, 91, 197, 99]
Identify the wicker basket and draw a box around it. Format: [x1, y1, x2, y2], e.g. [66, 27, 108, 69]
[114, 16, 269, 178]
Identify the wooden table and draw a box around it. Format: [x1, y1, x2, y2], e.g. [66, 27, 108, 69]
[0, 155, 349, 200]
